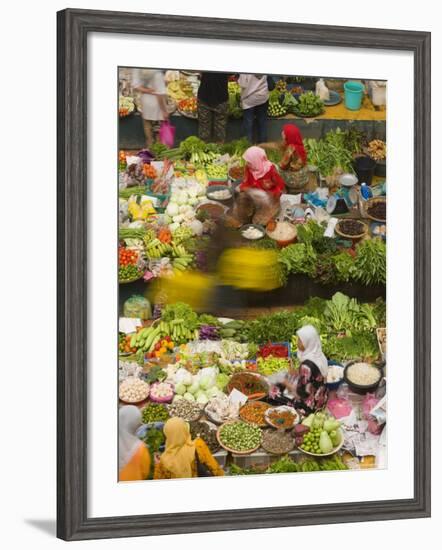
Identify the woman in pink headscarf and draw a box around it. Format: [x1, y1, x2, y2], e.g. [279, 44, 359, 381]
[227, 146, 286, 227]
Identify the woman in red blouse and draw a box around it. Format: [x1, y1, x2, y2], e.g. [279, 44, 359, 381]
[228, 146, 286, 227]
[260, 123, 309, 192]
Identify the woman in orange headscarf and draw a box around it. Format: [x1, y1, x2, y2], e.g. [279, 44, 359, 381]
[227, 145, 286, 227]
[261, 123, 309, 192]
[154, 417, 224, 479]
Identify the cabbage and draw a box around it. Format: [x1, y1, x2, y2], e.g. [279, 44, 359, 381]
[176, 191, 188, 205]
[188, 197, 198, 206]
[183, 392, 195, 402]
[196, 393, 209, 405]
[216, 373, 230, 390]
[175, 382, 187, 396]
[166, 202, 179, 217]
[174, 368, 193, 386]
[206, 386, 221, 399]
[172, 215, 184, 223]
[187, 381, 200, 395]
[163, 214, 172, 224]
[188, 219, 203, 236]
[198, 367, 217, 390]
[199, 376, 214, 391]
[169, 222, 180, 232]
[173, 395, 184, 403]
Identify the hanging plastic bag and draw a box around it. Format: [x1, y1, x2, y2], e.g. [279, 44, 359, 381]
[159, 121, 175, 148]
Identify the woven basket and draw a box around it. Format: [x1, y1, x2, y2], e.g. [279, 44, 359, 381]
[365, 197, 386, 222]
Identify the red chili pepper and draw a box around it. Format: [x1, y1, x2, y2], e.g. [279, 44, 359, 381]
[259, 343, 288, 358]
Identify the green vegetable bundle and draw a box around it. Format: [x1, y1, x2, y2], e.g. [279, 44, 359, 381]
[278, 243, 317, 280]
[294, 92, 324, 117]
[353, 238, 386, 285]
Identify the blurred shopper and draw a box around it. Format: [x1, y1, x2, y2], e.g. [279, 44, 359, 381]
[238, 74, 270, 143]
[197, 72, 230, 142]
[119, 406, 151, 481]
[132, 69, 169, 148]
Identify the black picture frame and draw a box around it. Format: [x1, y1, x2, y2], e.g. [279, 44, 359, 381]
[57, 8, 431, 541]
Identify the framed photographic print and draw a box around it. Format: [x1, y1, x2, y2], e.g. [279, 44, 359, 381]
[57, 8, 431, 541]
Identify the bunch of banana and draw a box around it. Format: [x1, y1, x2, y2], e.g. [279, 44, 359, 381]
[190, 151, 219, 167]
[144, 238, 173, 259]
[170, 242, 193, 271]
[130, 325, 162, 352]
[156, 319, 198, 344]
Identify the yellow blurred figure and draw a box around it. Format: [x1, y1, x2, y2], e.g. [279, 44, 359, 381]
[151, 271, 215, 311]
[217, 248, 282, 291]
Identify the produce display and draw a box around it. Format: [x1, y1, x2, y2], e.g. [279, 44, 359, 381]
[119, 377, 150, 403]
[118, 80, 387, 479]
[178, 97, 198, 116]
[119, 96, 135, 117]
[294, 92, 324, 117]
[367, 201, 386, 222]
[367, 139, 386, 161]
[218, 421, 263, 453]
[226, 373, 269, 400]
[241, 226, 265, 240]
[296, 412, 342, 456]
[345, 362, 382, 387]
[167, 399, 203, 422]
[207, 188, 232, 201]
[205, 395, 240, 424]
[239, 401, 272, 427]
[265, 406, 298, 430]
[257, 356, 290, 376]
[336, 219, 367, 238]
[141, 403, 170, 423]
[149, 382, 174, 403]
[262, 429, 295, 455]
[189, 421, 220, 453]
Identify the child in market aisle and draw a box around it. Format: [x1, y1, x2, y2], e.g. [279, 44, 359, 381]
[119, 406, 152, 481]
[226, 146, 285, 227]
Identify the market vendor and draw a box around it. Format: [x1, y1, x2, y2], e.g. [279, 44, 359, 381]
[270, 325, 329, 416]
[260, 123, 309, 192]
[132, 69, 168, 148]
[119, 406, 152, 481]
[154, 417, 224, 479]
[226, 146, 286, 227]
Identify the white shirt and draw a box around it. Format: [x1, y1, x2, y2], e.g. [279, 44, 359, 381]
[238, 74, 269, 109]
[132, 69, 167, 121]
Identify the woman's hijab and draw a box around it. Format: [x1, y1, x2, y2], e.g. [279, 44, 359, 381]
[282, 124, 307, 165]
[160, 417, 196, 478]
[296, 325, 328, 377]
[243, 146, 273, 180]
[119, 405, 143, 470]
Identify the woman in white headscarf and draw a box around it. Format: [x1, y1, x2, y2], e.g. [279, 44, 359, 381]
[119, 405, 151, 482]
[268, 325, 329, 415]
[289, 325, 329, 416]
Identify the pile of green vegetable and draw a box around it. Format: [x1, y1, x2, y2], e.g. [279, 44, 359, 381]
[304, 128, 355, 176]
[218, 421, 262, 452]
[294, 92, 324, 117]
[229, 454, 347, 475]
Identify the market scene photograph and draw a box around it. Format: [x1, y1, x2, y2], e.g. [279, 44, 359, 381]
[118, 68, 387, 482]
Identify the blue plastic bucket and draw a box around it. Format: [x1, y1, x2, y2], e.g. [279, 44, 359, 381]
[344, 81, 364, 110]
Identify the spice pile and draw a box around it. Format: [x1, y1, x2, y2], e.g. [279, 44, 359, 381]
[262, 429, 295, 455]
[239, 401, 272, 427]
